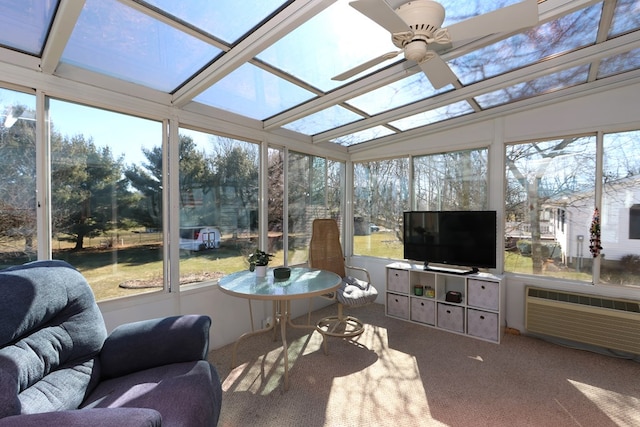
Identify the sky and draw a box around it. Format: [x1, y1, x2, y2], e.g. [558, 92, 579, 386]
[49, 99, 162, 167]
[1, 90, 214, 168]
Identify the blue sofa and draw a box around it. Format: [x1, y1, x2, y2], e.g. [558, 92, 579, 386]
[0, 260, 222, 426]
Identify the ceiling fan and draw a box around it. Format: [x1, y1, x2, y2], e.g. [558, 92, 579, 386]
[333, 0, 539, 89]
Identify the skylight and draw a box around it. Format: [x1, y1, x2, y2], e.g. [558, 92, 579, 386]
[598, 47, 640, 78]
[331, 126, 397, 146]
[609, 0, 640, 37]
[475, 65, 591, 109]
[450, 5, 602, 86]
[256, 0, 397, 91]
[0, 0, 58, 55]
[346, 73, 448, 116]
[284, 104, 364, 135]
[389, 100, 474, 130]
[62, 0, 221, 92]
[194, 62, 316, 120]
[0, 0, 638, 150]
[141, 0, 290, 45]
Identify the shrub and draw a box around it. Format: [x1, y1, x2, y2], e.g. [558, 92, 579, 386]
[619, 254, 640, 274]
[516, 240, 561, 259]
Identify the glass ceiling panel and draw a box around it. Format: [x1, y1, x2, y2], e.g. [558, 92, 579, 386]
[389, 100, 473, 131]
[0, 0, 58, 55]
[195, 62, 316, 120]
[436, 0, 527, 26]
[62, 0, 221, 93]
[475, 64, 590, 109]
[257, 0, 398, 92]
[346, 73, 449, 116]
[450, 4, 602, 86]
[608, 0, 640, 37]
[331, 126, 397, 146]
[258, 0, 528, 93]
[283, 105, 363, 135]
[597, 47, 640, 79]
[141, 0, 290, 44]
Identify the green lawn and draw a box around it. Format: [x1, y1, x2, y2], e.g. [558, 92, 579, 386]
[354, 230, 403, 259]
[504, 250, 593, 281]
[7, 229, 632, 301]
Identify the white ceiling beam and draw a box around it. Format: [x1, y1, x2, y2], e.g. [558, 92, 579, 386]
[172, 0, 337, 108]
[54, 62, 172, 105]
[587, 0, 617, 82]
[40, 0, 85, 74]
[0, 46, 41, 71]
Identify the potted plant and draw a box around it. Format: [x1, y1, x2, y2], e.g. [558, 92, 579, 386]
[247, 249, 273, 277]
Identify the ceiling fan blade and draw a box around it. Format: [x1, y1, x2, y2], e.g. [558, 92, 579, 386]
[419, 55, 458, 89]
[349, 0, 410, 34]
[332, 50, 402, 81]
[445, 0, 539, 43]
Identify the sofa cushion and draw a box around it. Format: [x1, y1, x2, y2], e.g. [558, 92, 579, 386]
[100, 315, 211, 380]
[0, 260, 107, 417]
[0, 407, 162, 427]
[82, 360, 222, 427]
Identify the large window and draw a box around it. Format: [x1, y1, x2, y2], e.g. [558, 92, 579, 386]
[0, 88, 37, 265]
[5, 81, 638, 299]
[178, 129, 260, 281]
[353, 158, 408, 258]
[413, 148, 488, 211]
[50, 99, 164, 300]
[288, 152, 344, 265]
[601, 130, 640, 285]
[268, 147, 284, 257]
[505, 136, 597, 281]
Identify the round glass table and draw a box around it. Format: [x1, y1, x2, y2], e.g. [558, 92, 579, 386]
[218, 267, 341, 390]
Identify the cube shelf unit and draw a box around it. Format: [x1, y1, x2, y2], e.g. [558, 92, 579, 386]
[386, 262, 504, 343]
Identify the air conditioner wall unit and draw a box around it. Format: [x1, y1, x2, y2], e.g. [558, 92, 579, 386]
[525, 286, 640, 356]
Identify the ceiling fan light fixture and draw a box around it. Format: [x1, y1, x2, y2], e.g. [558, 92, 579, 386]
[404, 39, 429, 63]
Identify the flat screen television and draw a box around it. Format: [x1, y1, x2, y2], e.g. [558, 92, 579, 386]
[403, 211, 497, 273]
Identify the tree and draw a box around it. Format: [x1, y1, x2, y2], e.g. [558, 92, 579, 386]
[267, 149, 284, 232]
[353, 158, 409, 232]
[210, 139, 259, 231]
[124, 145, 163, 229]
[125, 134, 218, 229]
[413, 149, 487, 211]
[0, 104, 37, 254]
[125, 134, 261, 234]
[52, 133, 129, 250]
[505, 137, 595, 272]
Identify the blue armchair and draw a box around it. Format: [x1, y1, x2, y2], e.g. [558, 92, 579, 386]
[0, 260, 222, 426]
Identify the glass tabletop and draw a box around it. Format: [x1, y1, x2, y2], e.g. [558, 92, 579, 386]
[218, 267, 341, 300]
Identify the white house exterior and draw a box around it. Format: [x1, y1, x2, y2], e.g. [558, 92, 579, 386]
[546, 176, 640, 267]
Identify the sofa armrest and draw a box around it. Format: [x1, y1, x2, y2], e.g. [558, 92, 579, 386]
[100, 314, 211, 379]
[0, 408, 161, 427]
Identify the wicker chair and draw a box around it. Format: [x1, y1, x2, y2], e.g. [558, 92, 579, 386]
[308, 219, 378, 353]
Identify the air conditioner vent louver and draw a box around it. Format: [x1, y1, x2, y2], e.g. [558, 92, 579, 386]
[525, 287, 640, 356]
[527, 287, 640, 313]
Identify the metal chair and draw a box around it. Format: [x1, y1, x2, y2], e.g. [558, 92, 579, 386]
[308, 219, 378, 353]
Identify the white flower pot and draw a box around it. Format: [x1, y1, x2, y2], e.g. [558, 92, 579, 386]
[255, 265, 267, 277]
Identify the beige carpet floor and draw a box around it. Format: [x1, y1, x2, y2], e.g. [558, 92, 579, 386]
[208, 303, 640, 427]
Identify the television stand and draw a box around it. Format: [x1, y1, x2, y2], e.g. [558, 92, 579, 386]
[385, 262, 504, 343]
[423, 262, 478, 275]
